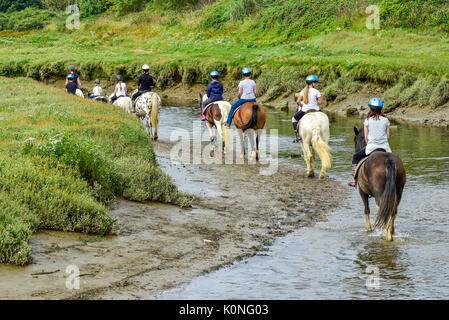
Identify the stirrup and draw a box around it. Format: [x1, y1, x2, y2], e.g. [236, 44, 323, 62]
[293, 132, 301, 143]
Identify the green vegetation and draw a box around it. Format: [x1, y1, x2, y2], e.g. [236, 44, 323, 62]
[0, 77, 192, 265]
[0, 0, 448, 104]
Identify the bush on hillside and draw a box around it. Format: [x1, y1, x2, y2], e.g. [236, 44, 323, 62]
[0, 0, 39, 13]
[0, 7, 58, 31]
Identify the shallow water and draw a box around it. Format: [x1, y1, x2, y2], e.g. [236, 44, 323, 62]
[152, 106, 449, 300]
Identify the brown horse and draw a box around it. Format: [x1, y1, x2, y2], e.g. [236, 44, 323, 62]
[233, 102, 266, 161]
[353, 127, 406, 241]
[199, 94, 231, 153]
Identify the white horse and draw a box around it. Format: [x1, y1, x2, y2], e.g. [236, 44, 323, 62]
[108, 94, 133, 114]
[75, 89, 84, 98]
[132, 89, 161, 140]
[200, 94, 231, 154]
[299, 111, 331, 180]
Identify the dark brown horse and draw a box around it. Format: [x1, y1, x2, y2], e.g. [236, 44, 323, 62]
[353, 127, 406, 241]
[199, 94, 231, 153]
[233, 102, 266, 161]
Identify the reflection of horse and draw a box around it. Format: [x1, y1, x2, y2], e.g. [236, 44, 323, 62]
[199, 94, 231, 154]
[108, 94, 132, 114]
[353, 127, 406, 241]
[75, 89, 84, 98]
[132, 89, 161, 140]
[233, 102, 266, 161]
[299, 111, 331, 179]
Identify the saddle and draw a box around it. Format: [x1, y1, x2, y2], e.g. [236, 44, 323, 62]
[204, 101, 223, 113]
[305, 109, 318, 114]
[354, 148, 387, 181]
[231, 103, 255, 119]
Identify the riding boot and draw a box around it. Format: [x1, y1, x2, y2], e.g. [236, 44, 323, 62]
[292, 121, 301, 143]
[201, 107, 206, 121]
[348, 164, 357, 187]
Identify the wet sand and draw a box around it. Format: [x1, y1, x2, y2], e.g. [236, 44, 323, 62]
[0, 140, 346, 300]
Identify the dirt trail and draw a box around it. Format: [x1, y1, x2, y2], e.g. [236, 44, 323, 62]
[0, 139, 346, 299]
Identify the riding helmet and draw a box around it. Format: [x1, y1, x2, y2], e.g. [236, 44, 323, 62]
[67, 73, 74, 80]
[116, 74, 123, 81]
[210, 70, 219, 78]
[142, 64, 150, 71]
[241, 67, 252, 76]
[94, 79, 100, 84]
[306, 75, 319, 84]
[68, 65, 75, 72]
[368, 98, 383, 112]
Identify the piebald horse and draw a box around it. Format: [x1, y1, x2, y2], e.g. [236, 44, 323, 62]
[353, 127, 406, 241]
[299, 111, 331, 180]
[199, 94, 231, 154]
[233, 102, 266, 161]
[132, 89, 161, 140]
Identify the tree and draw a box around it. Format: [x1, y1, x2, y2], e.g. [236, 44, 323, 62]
[0, 0, 39, 13]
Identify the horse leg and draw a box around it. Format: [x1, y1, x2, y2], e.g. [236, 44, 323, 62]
[237, 128, 245, 159]
[359, 189, 372, 232]
[147, 115, 153, 139]
[247, 129, 256, 161]
[256, 129, 263, 161]
[301, 141, 314, 177]
[386, 211, 396, 241]
[206, 121, 215, 148]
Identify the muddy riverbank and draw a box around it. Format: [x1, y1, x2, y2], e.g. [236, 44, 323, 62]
[0, 138, 346, 299]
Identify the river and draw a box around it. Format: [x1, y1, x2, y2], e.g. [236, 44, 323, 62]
[150, 106, 449, 299]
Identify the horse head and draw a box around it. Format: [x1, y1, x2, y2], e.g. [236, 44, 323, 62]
[354, 126, 366, 153]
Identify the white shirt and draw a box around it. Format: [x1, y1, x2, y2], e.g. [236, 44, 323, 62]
[116, 83, 126, 97]
[299, 87, 321, 112]
[239, 79, 256, 99]
[92, 85, 102, 96]
[364, 116, 392, 155]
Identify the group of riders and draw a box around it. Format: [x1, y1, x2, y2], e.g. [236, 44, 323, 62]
[64, 64, 155, 103]
[64, 64, 392, 189]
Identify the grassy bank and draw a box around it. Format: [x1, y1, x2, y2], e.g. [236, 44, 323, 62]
[0, 77, 192, 265]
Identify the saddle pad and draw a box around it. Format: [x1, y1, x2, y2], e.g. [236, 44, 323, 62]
[354, 150, 387, 181]
[231, 105, 244, 118]
[204, 101, 223, 113]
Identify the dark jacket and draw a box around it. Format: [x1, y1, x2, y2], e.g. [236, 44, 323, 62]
[66, 81, 77, 95]
[138, 73, 155, 91]
[206, 81, 223, 101]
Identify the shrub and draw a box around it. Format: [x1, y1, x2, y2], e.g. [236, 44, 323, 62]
[0, 7, 58, 31]
[323, 76, 362, 101]
[430, 79, 449, 108]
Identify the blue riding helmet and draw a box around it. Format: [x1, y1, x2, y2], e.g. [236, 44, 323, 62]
[116, 74, 123, 81]
[368, 98, 383, 111]
[67, 74, 74, 80]
[210, 70, 219, 78]
[306, 75, 319, 84]
[241, 67, 252, 76]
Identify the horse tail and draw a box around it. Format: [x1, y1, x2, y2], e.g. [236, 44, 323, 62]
[375, 156, 397, 229]
[311, 126, 331, 170]
[151, 93, 159, 134]
[242, 103, 258, 132]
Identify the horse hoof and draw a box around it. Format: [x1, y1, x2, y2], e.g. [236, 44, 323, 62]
[240, 154, 244, 159]
[307, 173, 315, 178]
[250, 151, 256, 161]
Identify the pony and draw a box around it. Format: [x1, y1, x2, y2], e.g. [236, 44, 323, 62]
[299, 111, 331, 180]
[353, 127, 406, 241]
[75, 89, 84, 98]
[232, 102, 266, 161]
[132, 89, 161, 140]
[108, 94, 133, 114]
[199, 94, 231, 154]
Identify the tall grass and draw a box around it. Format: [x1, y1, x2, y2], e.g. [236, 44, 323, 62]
[0, 77, 192, 265]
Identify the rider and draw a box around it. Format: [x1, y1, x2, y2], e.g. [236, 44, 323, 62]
[223, 67, 257, 127]
[201, 70, 224, 121]
[65, 74, 77, 95]
[292, 75, 323, 142]
[132, 64, 155, 101]
[348, 98, 392, 187]
[65, 65, 82, 89]
[110, 75, 127, 103]
[89, 79, 103, 99]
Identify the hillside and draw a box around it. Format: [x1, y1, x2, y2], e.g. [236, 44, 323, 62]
[1, 0, 449, 119]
